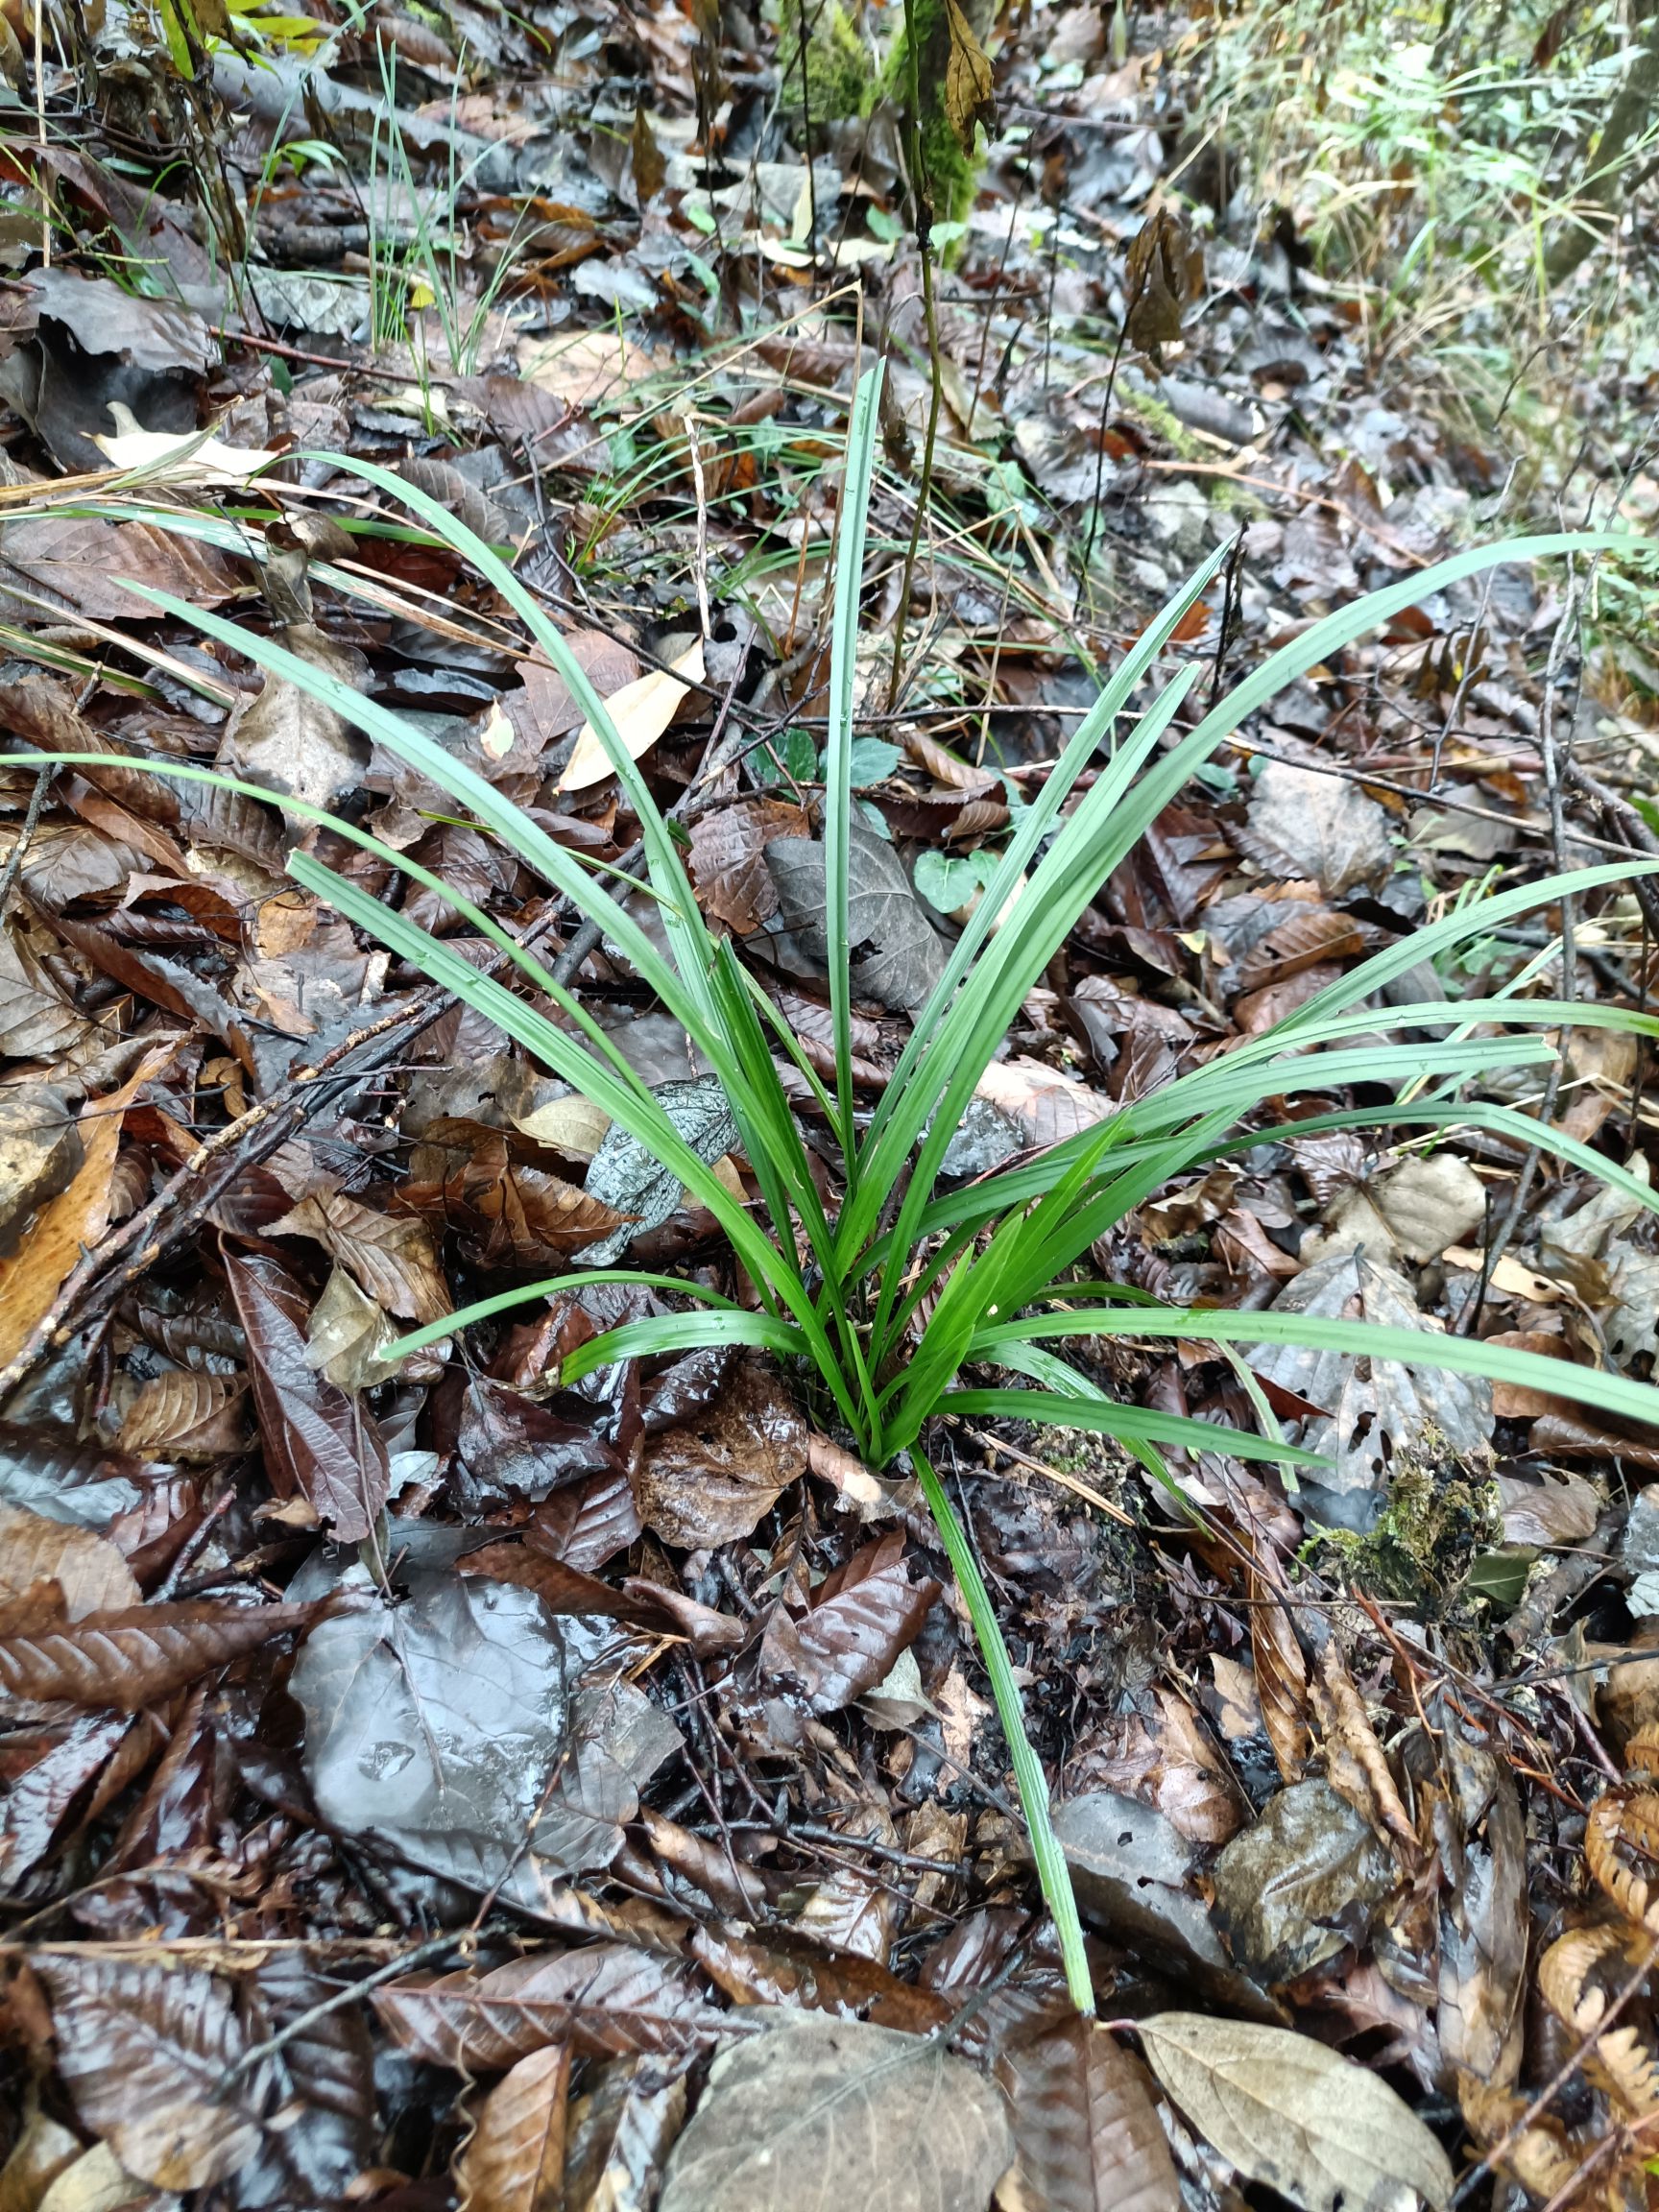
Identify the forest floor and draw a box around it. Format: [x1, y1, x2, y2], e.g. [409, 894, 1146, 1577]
[1, 1, 1659, 2207]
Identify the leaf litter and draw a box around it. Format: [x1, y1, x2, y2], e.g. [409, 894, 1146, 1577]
[0, 0, 1656, 2202]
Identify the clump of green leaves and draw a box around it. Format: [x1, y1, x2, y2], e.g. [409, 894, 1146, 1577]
[35, 367, 1659, 2016]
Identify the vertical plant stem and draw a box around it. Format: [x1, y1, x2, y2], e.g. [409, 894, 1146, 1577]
[912, 1446, 1094, 2016]
[886, 0, 948, 711]
[34, 0, 50, 267]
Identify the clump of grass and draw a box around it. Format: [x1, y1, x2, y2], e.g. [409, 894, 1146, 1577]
[31, 367, 1659, 2016]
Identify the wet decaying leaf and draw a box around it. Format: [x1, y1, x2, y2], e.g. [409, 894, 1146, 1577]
[765, 814, 950, 1015]
[267, 1187, 450, 1325]
[36, 1954, 276, 2191]
[0, 1594, 321, 1710]
[1210, 1777, 1398, 1985]
[225, 1247, 391, 1541]
[457, 2043, 571, 2212]
[636, 1358, 809, 1546]
[375, 1942, 730, 2067]
[759, 1530, 940, 1714]
[997, 2016, 1181, 2212]
[290, 1569, 681, 1905]
[657, 2016, 1014, 2212]
[1137, 2013, 1454, 2212]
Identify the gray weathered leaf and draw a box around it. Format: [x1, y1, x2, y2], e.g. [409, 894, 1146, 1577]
[1245, 758, 1393, 898]
[1372, 1155, 1486, 1264]
[765, 812, 949, 1013]
[580, 1074, 736, 1266]
[659, 2016, 1013, 2212]
[216, 623, 372, 819]
[1137, 2012, 1453, 2212]
[1209, 1777, 1397, 1984]
[289, 1570, 681, 1906]
[1249, 1251, 1492, 1503]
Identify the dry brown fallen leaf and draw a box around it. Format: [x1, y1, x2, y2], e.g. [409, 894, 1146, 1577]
[0, 1043, 173, 1368]
[558, 638, 706, 794]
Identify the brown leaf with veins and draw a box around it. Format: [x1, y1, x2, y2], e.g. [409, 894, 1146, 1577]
[942, 0, 995, 152]
[0, 1045, 173, 1368]
[403, 1132, 635, 1267]
[692, 1927, 951, 2032]
[373, 1944, 729, 2068]
[688, 799, 809, 933]
[1123, 207, 1204, 366]
[37, 1954, 273, 2191]
[1249, 1568, 1310, 1785]
[268, 1188, 449, 1325]
[760, 1530, 940, 1715]
[636, 1359, 808, 1547]
[458, 2044, 570, 2212]
[0, 1500, 139, 1621]
[998, 2016, 1181, 2212]
[115, 1371, 248, 1461]
[225, 1247, 390, 1540]
[0, 1594, 322, 1709]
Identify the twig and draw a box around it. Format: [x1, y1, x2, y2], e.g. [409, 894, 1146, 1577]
[1457, 569, 1584, 1332]
[885, 0, 948, 712]
[221, 1926, 494, 2086]
[0, 763, 52, 915]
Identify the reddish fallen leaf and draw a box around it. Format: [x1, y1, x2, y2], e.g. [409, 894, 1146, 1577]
[37, 1954, 273, 2190]
[0, 1596, 322, 1709]
[459, 1542, 745, 1655]
[402, 1132, 635, 1267]
[692, 1928, 953, 2033]
[373, 1943, 729, 2067]
[760, 1530, 940, 1716]
[225, 1247, 391, 1541]
[998, 2015, 1182, 2212]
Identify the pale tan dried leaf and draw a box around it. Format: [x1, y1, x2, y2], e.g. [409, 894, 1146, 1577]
[0, 2104, 82, 2212]
[510, 1093, 613, 1161]
[558, 639, 705, 794]
[0, 1046, 172, 1369]
[658, 2015, 1013, 2212]
[36, 2142, 155, 2212]
[0, 1501, 139, 1621]
[1373, 1154, 1487, 1264]
[115, 1372, 248, 1462]
[942, 0, 995, 153]
[1313, 1641, 1418, 1855]
[1248, 1570, 1309, 1785]
[1138, 2013, 1453, 2212]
